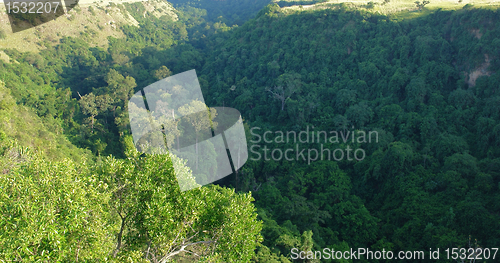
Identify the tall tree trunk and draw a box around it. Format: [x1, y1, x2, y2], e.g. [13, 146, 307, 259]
[113, 214, 126, 257]
[196, 135, 198, 170]
[172, 109, 179, 151]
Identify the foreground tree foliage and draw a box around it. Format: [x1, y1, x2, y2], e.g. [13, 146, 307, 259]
[101, 141, 263, 262]
[0, 138, 262, 262]
[0, 143, 114, 261]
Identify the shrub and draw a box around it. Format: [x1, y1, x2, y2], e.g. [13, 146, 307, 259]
[88, 6, 96, 16]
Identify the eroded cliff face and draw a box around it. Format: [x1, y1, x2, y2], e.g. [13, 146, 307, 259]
[461, 26, 495, 87]
[466, 53, 492, 87]
[470, 28, 483, 39]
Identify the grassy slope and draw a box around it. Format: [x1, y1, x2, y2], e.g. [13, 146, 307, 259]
[0, 0, 176, 56]
[0, 5, 127, 53]
[278, 0, 500, 19]
[0, 81, 92, 162]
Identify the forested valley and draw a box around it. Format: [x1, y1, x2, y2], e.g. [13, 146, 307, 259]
[0, 0, 499, 261]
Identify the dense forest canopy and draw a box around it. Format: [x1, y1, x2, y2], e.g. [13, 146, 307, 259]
[0, 0, 499, 261]
[167, 0, 273, 25]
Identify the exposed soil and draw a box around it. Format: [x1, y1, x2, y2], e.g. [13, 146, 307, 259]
[466, 54, 491, 87]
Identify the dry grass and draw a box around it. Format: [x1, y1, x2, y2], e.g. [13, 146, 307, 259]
[140, 0, 177, 19]
[279, 0, 500, 18]
[0, 4, 128, 52]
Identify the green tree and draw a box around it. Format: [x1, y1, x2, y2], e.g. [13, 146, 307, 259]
[78, 92, 112, 132]
[153, 65, 173, 80]
[345, 102, 374, 127]
[104, 69, 137, 103]
[382, 142, 414, 175]
[414, 0, 430, 11]
[335, 89, 357, 113]
[98, 153, 263, 262]
[178, 100, 218, 170]
[266, 72, 302, 111]
[0, 151, 114, 261]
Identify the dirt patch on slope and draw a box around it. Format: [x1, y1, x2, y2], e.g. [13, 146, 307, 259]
[469, 28, 483, 39]
[466, 54, 491, 87]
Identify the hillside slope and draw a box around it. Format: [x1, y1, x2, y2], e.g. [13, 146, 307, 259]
[0, 81, 91, 162]
[0, 0, 176, 55]
[0, 1, 499, 261]
[199, 5, 500, 257]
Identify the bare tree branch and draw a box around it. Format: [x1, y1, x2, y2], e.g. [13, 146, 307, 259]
[159, 240, 215, 263]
